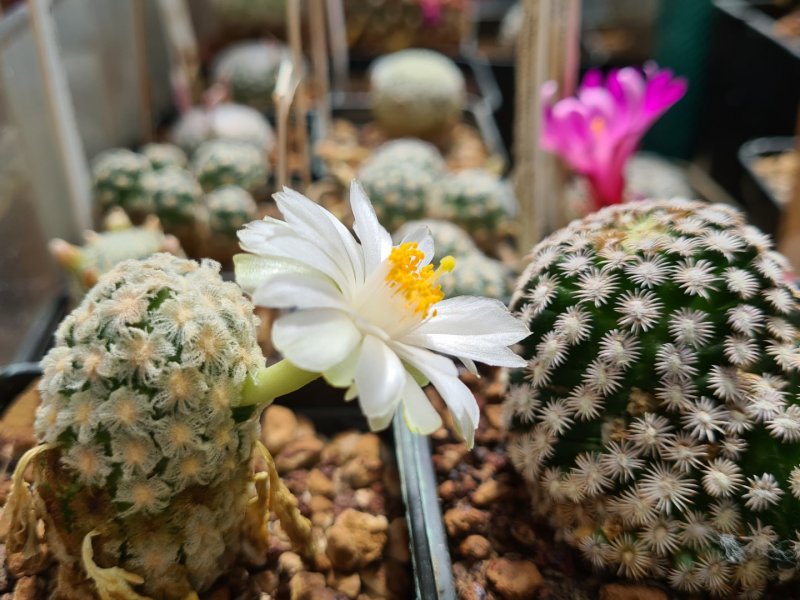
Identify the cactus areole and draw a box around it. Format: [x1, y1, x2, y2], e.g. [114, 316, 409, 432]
[508, 199, 800, 597]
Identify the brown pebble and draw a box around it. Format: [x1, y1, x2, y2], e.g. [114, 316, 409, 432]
[307, 468, 334, 498]
[340, 456, 383, 488]
[205, 587, 230, 600]
[486, 558, 543, 600]
[309, 495, 334, 514]
[327, 572, 361, 599]
[510, 522, 537, 546]
[275, 437, 324, 473]
[6, 548, 48, 578]
[277, 551, 305, 578]
[443, 506, 489, 538]
[599, 584, 668, 600]
[433, 443, 467, 472]
[326, 509, 388, 571]
[484, 403, 504, 429]
[262, 405, 298, 454]
[253, 570, 279, 594]
[458, 535, 492, 560]
[321, 431, 361, 465]
[471, 480, 512, 507]
[386, 517, 410, 563]
[11, 576, 37, 600]
[359, 564, 388, 598]
[438, 479, 458, 502]
[289, 571, 327, 600]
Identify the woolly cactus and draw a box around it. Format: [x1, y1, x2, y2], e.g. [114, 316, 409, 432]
[91, 149, 153, 217]
[205, 185, 258, 238]
[212, 40, 290, 110]
[49, 210, 183, 296]
[429, 169, 516, 250]
[393, 219, 477, 263]
[142, 168, 203, 229]
[369, 139, 446, 175]
[370, 49, 465, 139]
[141, 143, 188, 171]
[193, 139, 268, 193]
[441, 252, 513, 300]
[171, 103, 275, 155]
[29, 254, 265, 597]
[357, 160, 434, 233]
[507, 199, 800, 598]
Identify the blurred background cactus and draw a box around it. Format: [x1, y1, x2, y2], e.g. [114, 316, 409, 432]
[393, 218, 477, 262]
[368, 138, 446, 175]
[170, 103, 275, 156]
[441, 252, 513, 300]
[507, 199, 800, 598]
[369, 49, 465, 140]
[212, 40, 290, 110]
[25, 254, 266, 597]
[141, 143, 188, 171]
[91, 149, 153, 222]
[193, 139, 268, 194]
[203, 185, 258, 263]
[357, 159, 434, 233]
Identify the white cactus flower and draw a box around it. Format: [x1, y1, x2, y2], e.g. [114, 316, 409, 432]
[236, 182, 529, 446]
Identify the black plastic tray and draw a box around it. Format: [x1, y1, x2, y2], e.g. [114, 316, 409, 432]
[738, 136, 796, 235]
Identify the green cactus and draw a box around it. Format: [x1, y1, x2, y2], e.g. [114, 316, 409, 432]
[192, 139, 268, 193]
[49, 210, 183, 297]
[441, 252, 513, 300]
[91, 149, 153, 216]
[370, 49, 465, 139]
[141, 143, 188, 171]
[393, 219, 477, 263]
[171, 103, 275, 156]
[142, 168, 203, 229]
[357, 160, 434, 233]
[212, 40, 290, 110]
[369, 139, 446, 175]
[429, 169, 516, 251]
[507, 199, 800, 598]
[205, 185, 258, 239]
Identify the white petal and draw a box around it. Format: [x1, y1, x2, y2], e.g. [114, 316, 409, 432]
[399, 223, 434, 266]
[323, 344, 360, 388]
[233, 253, 322, 295]
[274, 187, 365, 285]
[393, 342, 479, 448]
[355, 335, 405, 420]
[402, 372, 442, 435]
[404, 297, 529, 368]
[459, 357, 479, 375]
[350, 180, 391, 273]
[253, 273, 347, 311]
[368, 411, 396, 432]
[272, 309, 362, 372]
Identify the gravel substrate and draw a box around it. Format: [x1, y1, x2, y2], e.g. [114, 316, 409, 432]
[0, 384, 410, 600]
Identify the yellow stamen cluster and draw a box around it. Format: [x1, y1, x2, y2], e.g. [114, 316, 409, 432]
[386, 242, 455, 318]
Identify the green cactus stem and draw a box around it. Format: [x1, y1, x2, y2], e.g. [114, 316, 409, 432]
[508, 199, 800, 598]
[91, 149, 153, 219]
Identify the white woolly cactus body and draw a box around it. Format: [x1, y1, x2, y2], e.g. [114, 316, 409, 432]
[212, 40, 290, 110]
[92, 149, 153, 217]
[441, 252, 513, 300]
[33, 254, 266, 597]
[171, 103, 275, 155]
[369, 138, 446, 174]
[393, 219, 477, 263]
[370, 49, 465, 139]
[141, 143, 188, 171]
[430, 169, 516, 250]
[142, 167, 203, 229]
[507, 199, 800, 598]
[357, 160, 434, 233]
[193, 139, 268, 193]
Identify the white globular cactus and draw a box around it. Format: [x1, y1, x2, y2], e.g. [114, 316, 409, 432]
[142, 167, 203, 229]
[212, 40, 290, 110]
[193, 139, 268, 193]
[205, 185, 258, 239]
[357, 160, 434, 233]
[370, 49, 466, 139]
[141, 143, 188, 171]
[441, 252, 513, 300]
[30, 254, 273, 598]
[171, 103, 275, 156]
[368, 138, 446, 175]
[91, 149, 153, 217]
[507, 199, 800, 598]
[429, 169, 516, 251]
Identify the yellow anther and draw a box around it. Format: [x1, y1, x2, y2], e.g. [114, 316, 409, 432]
[386, 243, 454, 318]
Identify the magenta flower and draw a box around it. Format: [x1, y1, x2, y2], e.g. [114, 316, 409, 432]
[541, 64, 687, 209]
